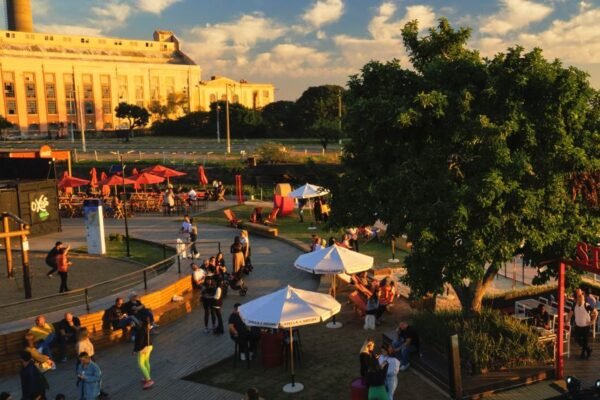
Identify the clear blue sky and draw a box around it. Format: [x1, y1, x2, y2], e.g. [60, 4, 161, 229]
[4, 0, 599, 100]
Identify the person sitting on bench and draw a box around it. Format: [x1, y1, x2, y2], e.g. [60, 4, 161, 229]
[228, 303, 260, 360]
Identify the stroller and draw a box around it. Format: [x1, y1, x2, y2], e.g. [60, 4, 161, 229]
[222, 270, 248, 296]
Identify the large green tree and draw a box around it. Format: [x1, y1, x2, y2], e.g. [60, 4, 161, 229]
[296, 85, 345, 150]
[262, 100, 300, 137]
[335, 19, 600, 314]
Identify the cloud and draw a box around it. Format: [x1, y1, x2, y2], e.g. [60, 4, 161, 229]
[135, 0, 181, 14]
[31, 0, 50, 17]
[333, 3, 436, 69]
[185, 13, 288, 70]
[37, 24, 103, 37]
[480, 0, 553, 35]
[90, 2, 132, 30]
[251, 44, 335, 76]
[369, 3, 436, 40]
[302, 0, 344, 29]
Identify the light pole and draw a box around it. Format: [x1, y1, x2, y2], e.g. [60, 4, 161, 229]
[225, 85, 231, 154]
[216, 100, 221, 143]
[111, 150, 133, 257]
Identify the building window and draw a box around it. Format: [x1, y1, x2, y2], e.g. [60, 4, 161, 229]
[209, 94, 216, 103]
[47, 100, 57, 115]
[118, 75, 128, 101]
[165, 77, 174, 95]
[150, 76, 159, 100]
[221, 94, 227, 101]
[27, 100, 38, 114]
[135, 76, 144, 102]
[4, 82, 15, 98]
[6, 100, 17, 115]
[104, 122, 113, 129]
[45, 83, 56, 98]
[263, 90, 270, 98]
[86, 119, 94, 130]
[84, 101, 94, 115]
[232, 94, 239, 103]
[102, 100, 112, 114]
[28, 123, 40, 132]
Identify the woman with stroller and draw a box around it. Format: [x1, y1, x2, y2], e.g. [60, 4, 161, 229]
[240, 230, 252, 273]
[231, 236, 245, 275]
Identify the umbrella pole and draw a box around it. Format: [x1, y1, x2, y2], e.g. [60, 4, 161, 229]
[388, 235, 400, 263]
[326, 274, 343, 329]
[283, 326, 304, 393]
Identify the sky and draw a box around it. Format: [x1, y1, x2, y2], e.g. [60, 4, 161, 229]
[3, 0, 599, 100]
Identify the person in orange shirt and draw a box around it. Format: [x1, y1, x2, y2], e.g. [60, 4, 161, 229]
[57, 245, 72, 293]
[376, 278, 395, 322]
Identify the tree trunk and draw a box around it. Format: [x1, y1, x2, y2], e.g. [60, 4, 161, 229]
[452, 262, 500, 316]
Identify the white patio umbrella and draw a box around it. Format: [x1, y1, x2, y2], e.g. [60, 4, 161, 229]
[294, 244, 373, 328]
[287, 183, 330, 199]
[239, 285, 341, 393]
[288, 183, 330, 228]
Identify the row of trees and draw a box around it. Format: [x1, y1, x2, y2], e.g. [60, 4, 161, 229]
[150, 85, 346, 150]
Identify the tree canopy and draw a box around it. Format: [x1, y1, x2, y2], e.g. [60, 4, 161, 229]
[0, 115, 13, 139]
[296, 85, 345, 150]
[334, 18, 600, 314]
[115, 102, 150, 142]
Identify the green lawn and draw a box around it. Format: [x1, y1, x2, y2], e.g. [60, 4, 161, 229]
[74, 237, 175, 266]
[193, 204, 407, 268]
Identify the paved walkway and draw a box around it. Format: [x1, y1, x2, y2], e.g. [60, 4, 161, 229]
[0, 204, 319, 399]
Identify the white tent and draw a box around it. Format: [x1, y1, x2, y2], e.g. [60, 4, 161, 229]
[294, 244, 374, 275]
[287, 183, 330, 199]
[239, 285, 341, 393]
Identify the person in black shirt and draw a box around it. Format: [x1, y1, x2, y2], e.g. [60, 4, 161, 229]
[359, 338, 376, 382]
[531, 304, 551, 330]
[366, 356, 388, 398]
[106, 297, 136, 330]
[19, 351, 47, 400]
[393, 321, 420, 371]
[57, 312, 81, 362]
[228, 303, 259, 360]
[45, 241, 62, 278]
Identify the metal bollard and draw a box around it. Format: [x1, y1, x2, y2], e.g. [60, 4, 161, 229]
[177, 255, 181, 274]
[84, 289, 90, 313]
[143, 270, 148, 290]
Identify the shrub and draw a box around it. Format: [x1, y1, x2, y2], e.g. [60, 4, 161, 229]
[255, 141, 289, 164]
[411, 309, 551, 374]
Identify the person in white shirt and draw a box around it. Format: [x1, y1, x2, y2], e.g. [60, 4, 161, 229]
[188, 188, 197, 201]
[378, 343, 400, 400]
[190, 263, 206, 290]
[569, 292, 597, 359]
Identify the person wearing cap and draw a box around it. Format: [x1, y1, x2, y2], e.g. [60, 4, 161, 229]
[228, 303, 259, 360]
[45, 241, 62, 278]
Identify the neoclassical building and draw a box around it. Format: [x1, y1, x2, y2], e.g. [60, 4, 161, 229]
[0, 0, 274, 135]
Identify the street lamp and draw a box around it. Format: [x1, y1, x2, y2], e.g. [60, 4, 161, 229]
[216, 100, 221, 143]
[110, 150, 134, 257]
[225, 84, 232, 154]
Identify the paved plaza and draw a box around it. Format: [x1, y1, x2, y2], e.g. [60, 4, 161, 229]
[0, 204, 569, 399]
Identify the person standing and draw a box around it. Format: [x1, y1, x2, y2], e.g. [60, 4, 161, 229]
[211, 279, 224, 335]
[56, 245, 72, 293]
[569, 293, 597, 359]
[201, 277, 216, 333]
[45, 242, 62, 278]
[133, 315, 154, 390]
[240, 230, 252, 273]
[230, 236, 245, 275]
[228, 303, 259, 360]
[189, 219, 199, 259]
[76, 352, 102, 400]
[366, 356, 388, 400]
[19, 351, 48, 400]
[297, 198, 307, 223]
[359, 338, 376, 383]
[313, 197, 323, 223]
[378, 344, 400, 400]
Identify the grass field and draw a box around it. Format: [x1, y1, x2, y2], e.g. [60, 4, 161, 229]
[193, 204, 408, 269]
[74, 237, 175, 266]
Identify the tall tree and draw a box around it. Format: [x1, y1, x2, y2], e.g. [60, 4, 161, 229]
[115, 103, 150, 142]
[0, 115, 13, 140]
[335, 19, 600, 314]
[262, 100, 299, 136]
[296, 85, 345, 150]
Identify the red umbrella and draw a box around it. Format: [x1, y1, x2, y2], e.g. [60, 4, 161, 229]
[98, 174, 136, 186]
[100, 172, 111, 196]
[89, 168, 98, 188]
[58, 172, 90, 189]
[129, 172, 165, 185]
[143, 164, 186, 179]
[198, 166, 208, 186]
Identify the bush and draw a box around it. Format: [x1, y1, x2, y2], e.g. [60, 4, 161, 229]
[411, 309, 551, 374]
[255, 141, 290, 164]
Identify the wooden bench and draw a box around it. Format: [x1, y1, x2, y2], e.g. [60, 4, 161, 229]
[0, 274, 197, 377]
[238, 221, 279, 237]
[348, 290, 367, 317]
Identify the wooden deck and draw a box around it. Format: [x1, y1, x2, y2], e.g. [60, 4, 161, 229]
[563, 337, 600, 389]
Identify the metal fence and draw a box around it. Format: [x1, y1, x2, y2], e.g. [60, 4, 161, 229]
[0, 240, 221, 324]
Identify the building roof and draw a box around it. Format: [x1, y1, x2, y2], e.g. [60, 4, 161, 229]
[202, 76, 273, 87]
[0, 29, 196, 66]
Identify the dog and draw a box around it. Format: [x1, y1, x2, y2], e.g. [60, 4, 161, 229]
[364, 314, 376, 330]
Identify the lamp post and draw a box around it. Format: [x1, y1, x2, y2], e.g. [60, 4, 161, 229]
[111, 150, 133, 257]
[216, 100, 221, 143]
[225, 85, 231, 154]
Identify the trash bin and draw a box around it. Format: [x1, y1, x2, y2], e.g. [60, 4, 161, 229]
[261, 331, 283, 367]
[350, 377, 368, 400]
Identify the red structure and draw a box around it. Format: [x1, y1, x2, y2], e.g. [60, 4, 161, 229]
[235, 174, 244, 205]
[554, 241, 600, 379]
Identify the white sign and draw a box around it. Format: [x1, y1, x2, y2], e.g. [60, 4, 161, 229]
[84, 202, 106, 255]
